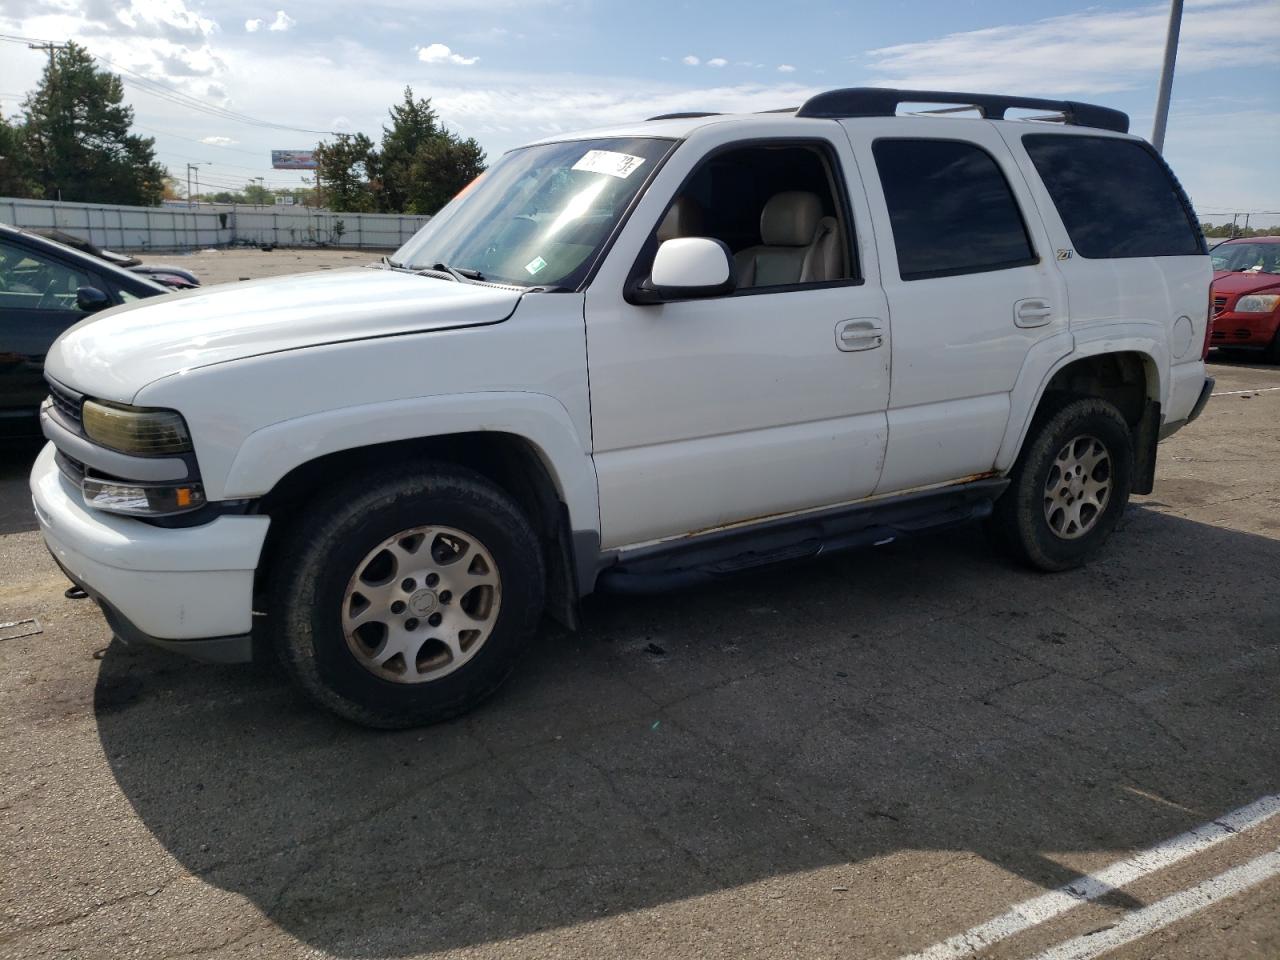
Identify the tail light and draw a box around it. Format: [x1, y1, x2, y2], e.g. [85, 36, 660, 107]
[1202, 284, 1214, 360]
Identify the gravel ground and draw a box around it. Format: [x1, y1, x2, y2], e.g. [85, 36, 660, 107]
[0, 256, 1277, 959]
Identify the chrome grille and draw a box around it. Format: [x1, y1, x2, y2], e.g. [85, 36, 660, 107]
[46, 377, 83, 426]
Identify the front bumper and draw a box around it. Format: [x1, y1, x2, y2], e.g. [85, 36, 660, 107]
[1209, 311, 1279, 348]
[30, 443, 270, 662]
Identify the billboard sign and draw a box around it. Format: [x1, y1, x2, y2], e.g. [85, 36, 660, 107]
[271, 150, 317, 170]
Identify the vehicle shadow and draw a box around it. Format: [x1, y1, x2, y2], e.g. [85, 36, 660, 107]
[93, 506, 1280, 956]
[0, 439, 43, 535]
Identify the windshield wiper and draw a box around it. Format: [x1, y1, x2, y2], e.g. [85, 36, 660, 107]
[420, 261, 486, 283]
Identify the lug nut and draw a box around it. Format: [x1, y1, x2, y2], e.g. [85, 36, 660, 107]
[401, 578, 416, 591]
[391, 600, 406, 614]
[405, 617, 419, 631]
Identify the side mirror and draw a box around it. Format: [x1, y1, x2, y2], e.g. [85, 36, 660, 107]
[627, 237, 736, 305]
[75, 286, 112, 313]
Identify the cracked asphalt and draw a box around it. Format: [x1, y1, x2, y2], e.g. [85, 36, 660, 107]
[1, 263, 1277, 959]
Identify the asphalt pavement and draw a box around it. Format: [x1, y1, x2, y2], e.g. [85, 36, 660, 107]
[1, 291, 1277, 959]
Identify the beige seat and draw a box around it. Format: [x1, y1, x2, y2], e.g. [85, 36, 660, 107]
[656, 196, 705, 244]
[734, 191, 842, 288]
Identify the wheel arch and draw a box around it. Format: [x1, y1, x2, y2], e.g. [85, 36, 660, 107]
[998, 338, 1166, 493]
[230, 394, 600, 631]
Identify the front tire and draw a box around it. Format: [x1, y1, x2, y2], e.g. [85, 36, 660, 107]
[990, 397, 1134, 571]
[271, 463, 545, 728]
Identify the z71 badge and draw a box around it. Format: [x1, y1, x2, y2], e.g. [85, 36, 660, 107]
[1056, 249, 1074, 260]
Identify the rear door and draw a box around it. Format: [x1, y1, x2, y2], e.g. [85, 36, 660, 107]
[839, 118, 1070, 495]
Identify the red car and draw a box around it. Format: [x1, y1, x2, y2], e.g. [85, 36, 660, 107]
[1208, 236, 1280, 360]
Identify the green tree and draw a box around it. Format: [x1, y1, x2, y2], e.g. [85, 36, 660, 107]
[0, 114, 37, 197]
[404, 132, 486, 215]
[378, 87, 440, 213]
[313, 132, 377, 212]
[20, 42, 167, 205]
[242, 182, 273, 206]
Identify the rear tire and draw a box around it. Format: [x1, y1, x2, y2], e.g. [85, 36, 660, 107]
[271, 462, 545, 728]
[989, 396, 1133, 572]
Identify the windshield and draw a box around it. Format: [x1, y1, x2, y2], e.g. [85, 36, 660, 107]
[1209, 242, 1280, 275]
[392, 137, 675, 288]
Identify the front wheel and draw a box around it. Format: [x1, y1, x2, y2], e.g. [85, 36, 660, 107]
[989, 397, 1134, 571]
[271, 463, 545, 728]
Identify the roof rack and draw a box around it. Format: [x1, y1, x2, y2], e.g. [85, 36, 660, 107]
[794, 87, 1129, 134]
[646, 111, 721, 121]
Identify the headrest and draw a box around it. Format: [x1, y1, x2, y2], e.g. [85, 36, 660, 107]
[760, 191, 823, 246]
[656, 196, 705, 243]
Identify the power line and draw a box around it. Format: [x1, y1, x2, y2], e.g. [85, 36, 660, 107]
[0, 33, 343, 137]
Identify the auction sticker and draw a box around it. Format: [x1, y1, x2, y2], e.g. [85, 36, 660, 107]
[525, 256, 548, 275]
[572, 150, 646, 179]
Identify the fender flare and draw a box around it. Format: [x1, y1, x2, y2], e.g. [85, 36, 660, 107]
[220, 391, 601, 538]
[995, 322, 1168, 472]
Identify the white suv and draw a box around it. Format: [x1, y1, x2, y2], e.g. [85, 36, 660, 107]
[31, 88, 1215, 727]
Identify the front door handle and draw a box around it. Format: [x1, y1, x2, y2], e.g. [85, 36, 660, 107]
[835, 318, 883, 352]
[1015, 298, 1053, 328]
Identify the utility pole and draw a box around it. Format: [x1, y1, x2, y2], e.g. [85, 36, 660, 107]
[1151, 0, 1184, 152]
[253, 176, 265, 207]
[186, 162, 207, 207]
[28, 42, 66, 200]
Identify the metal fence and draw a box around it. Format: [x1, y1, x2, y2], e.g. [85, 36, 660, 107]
[0, 196, 431, 252]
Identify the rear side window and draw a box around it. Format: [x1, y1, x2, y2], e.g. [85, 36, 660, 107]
[1022, 134, 1203, 258]
[872, 138, 1036, 281]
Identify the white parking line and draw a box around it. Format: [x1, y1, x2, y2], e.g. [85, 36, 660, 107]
[896, 794, 1280, 960]
[1028, 847, 1280, 960]
[1212, 386, 1280, 397]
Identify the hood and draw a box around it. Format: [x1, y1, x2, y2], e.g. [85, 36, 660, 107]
[45, 267, 523, 402]
[1213, 270, 1280, 297]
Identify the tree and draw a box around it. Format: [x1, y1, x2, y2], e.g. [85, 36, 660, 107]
[378, 87, 439, 214]
[0, 114, 36, 197]
[19, 42, 167, 205]
[313, 132, 377, 212]
[404, 133, 486, 215]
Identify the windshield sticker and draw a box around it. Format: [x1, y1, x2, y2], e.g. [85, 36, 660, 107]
[572, 149, 646, 179]
[525, 255, 548, 276]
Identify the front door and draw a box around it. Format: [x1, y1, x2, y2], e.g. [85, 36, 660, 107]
[0, 238, 102, 434]
[584, 121, 891, 550]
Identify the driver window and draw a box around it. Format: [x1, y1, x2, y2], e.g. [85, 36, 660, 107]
[648, 142, 856, 291]
[0, 240, 95, 313]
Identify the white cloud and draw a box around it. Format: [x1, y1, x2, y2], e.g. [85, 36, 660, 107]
[707, 57, 727, 67]
[200, 135, 239, 145]
[864, 0, 1280, 94]
[681, 55, 700, 66]
[244, 18, 262, 31]
[417, 42, 479, 65]
[777, 64, 796, 73]
[268, 10, 294, 31]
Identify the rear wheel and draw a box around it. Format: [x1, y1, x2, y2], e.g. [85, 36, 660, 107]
[272, 463, 545, 728]
[990, 397, 1134, 571]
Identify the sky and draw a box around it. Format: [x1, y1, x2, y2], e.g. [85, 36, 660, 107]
[0, 0, 1276, 223]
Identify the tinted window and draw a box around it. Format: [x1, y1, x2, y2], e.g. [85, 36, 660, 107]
[872, 139, 1035, 281]
[1023, 134, 1202, 258]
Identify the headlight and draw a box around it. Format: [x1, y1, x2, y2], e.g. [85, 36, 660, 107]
[1234, 294, 1280, 314]
[82, 400, 193, 455]
[82, 477, 206, 516]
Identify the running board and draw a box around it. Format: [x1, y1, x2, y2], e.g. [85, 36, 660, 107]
[596, 477, 1008, 594]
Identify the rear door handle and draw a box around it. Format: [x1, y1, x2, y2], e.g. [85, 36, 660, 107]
[835, 318, 883, 352]
[1015, 298, 1053, 327]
